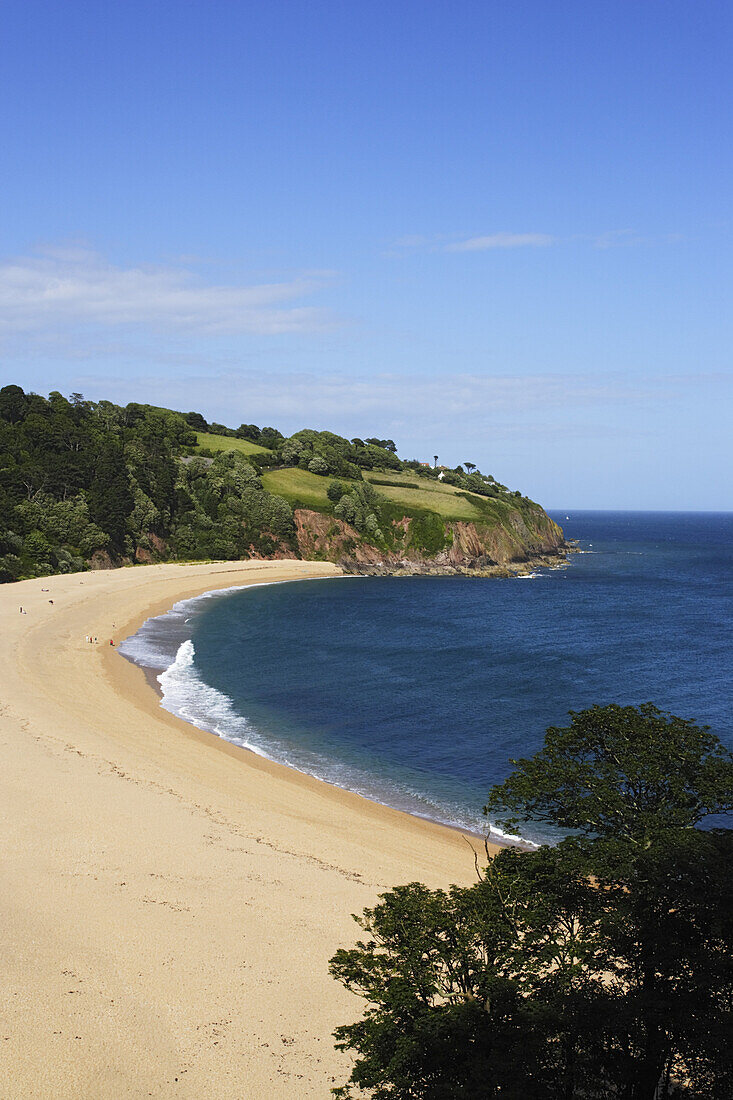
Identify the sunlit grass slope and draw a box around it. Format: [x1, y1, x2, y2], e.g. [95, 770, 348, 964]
[196, 431, 271, 455]
[205, 436, 519, 526]
[260, 467, 338, 509]
[262, 467, 495, 522]
[362, 471, 485, 520]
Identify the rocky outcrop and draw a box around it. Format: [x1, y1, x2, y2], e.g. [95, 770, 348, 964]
[294, 510, 387, 565]
[89, 549, 119, 570]
[134, 532, 168, 563]
[293, 504, 567, 577]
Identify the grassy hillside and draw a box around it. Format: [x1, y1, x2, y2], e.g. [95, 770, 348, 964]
[362, 470, 486, 521]
[196, 431, 272, 455]
[262, 467, 497, 523]
[260, 467, 339, 509]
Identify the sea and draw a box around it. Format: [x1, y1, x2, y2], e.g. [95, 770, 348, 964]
[119, 512, 732, 845]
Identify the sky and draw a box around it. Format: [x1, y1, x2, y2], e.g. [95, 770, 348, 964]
[1, 0, 731, 509]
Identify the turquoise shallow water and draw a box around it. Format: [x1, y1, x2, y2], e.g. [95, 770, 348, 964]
[120, 512, 733, 844]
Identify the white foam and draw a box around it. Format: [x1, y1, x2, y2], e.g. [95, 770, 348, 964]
[158, 638, 270, 757]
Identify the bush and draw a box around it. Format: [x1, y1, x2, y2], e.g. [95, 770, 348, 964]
[308, 455, 330, 475]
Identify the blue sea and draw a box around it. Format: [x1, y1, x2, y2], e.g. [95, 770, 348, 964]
[120, 512, 732, 844]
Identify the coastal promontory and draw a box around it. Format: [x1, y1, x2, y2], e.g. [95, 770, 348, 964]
[0, 386, 566, 583]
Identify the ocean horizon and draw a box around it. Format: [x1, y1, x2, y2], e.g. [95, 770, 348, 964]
[119, 510, 733, 845]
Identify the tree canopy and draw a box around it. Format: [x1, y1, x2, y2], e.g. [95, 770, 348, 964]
[330, 704, 733, 1099]
[483, 703, 733, 844]
[0, 386, 295, 579]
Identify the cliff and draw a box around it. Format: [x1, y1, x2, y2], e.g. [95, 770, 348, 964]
[294, 502, 566, 576]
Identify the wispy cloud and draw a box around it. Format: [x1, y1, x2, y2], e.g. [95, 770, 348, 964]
[0, 246, 338, 336]
[390, 228, 683, 255]
[71, 368, 721, 433]
[387, 231, 556, 256]
[445, 232, 556, 252]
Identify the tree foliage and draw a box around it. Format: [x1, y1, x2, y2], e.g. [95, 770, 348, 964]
[330, 705, 733, 1099]
[484, 703, 733, 844]
[0, 386, 295, 579]
[276, 429, 403, 479]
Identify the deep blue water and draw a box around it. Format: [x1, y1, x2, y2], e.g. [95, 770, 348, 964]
[120, 512, 732, 843]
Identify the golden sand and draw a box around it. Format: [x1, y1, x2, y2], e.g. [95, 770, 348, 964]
[0, 561, 491, 1098]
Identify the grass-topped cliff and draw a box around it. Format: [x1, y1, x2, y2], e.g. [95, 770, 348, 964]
[0, 385, 565, 582]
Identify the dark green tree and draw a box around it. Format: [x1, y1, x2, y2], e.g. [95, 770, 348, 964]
[184, 411, 209, 431]
[87, 439, 134, 551]
[0, 384, 29, 424]
[483, 703, 733, 844]
[236, 423, 261, 441]
[259, 425, 284, 449]
[330, 706, 733, 1099]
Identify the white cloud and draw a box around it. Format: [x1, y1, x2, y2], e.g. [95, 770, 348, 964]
[445, 233, 556, 252]
[0, 246, 337, 336]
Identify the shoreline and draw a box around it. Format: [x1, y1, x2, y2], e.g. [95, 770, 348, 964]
[119, 575, 516, 845]
[0, 560, 496, 1099]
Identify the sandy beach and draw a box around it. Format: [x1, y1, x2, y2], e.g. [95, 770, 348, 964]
[0, 560, 490, 1099]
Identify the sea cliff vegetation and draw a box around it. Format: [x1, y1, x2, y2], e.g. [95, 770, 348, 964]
[0, 384, 565, 583]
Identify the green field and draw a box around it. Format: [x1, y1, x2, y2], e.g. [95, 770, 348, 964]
[261, 466, 493, 521]
[260, 467, 340, 508]
[196, 431, 271, 455]
[362, 470, 485, 520]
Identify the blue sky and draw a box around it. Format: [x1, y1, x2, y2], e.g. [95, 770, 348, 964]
[1, 0, 730, 508]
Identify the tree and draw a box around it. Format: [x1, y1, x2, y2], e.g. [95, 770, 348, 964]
[184, 411, 209, 432]
[236, 423, 261, 442]
[308, 454, 329, 475]
[331, 846, 612, 1100]
[330, 705, 733, 1099]
[464, 462, 476, 475]
[365, 437, 398, 453]
[0, 384, 28, 424]
[87, 439, 134, 551]
[483, 703, 733, 845]
[259, 426, 284, 450]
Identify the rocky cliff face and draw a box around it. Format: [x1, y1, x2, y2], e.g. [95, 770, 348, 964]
[294, 503, 566, 576]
